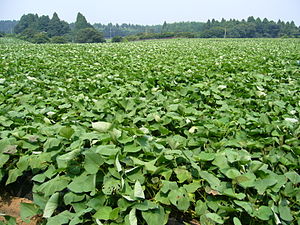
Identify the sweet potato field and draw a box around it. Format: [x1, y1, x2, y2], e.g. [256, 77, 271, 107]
[0, 38, 299, 224]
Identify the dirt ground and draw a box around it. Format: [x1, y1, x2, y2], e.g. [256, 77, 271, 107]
[0, 195, 41, 225]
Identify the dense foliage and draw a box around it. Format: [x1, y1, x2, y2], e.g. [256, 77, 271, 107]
[0, 39, 299, 225]
[1, 15, 300, 42]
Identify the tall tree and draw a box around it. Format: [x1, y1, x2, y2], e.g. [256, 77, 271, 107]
[47, 12, 70, 37]
[161, 21, 168, 33]
[14, 14, 38, 34]
[74, 12, 93, 31]
[37, 15, 50, 32]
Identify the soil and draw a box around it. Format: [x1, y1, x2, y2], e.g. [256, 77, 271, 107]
[0, 193, 42, 225]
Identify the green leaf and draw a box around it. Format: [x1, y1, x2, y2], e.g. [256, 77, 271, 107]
[20, 203, 40, 223]
[43, 192, 59, 218]
[278, 200, 293, 221]
[134, 180, 145, 199]
[197, 152, 215, 161]
[284, 171, 300, 184]
[174, 167, 192, 183]
[0, 154, 9, 167]
[64, 193, 85, 205]
[254, 176, 277, 194]
[68, 173, 96, 194]
[93, 206, 112, 220]
[124, 144, 142, 153]
[95, 145, 119, 156]
[183, 181, 201, 193]
[37, 175, 70, 196]
[84, 151, 104, 174]
[102, 176, 121, 195]
[57, 149, 81, 168]
[135, 200, 158, 211]
[233, 217, 242, 225]
[59, 126, 75, 139]
[92, 121, 112, 132]
[254, 206, 273, 221]
[223, 188, 246, 200]
[115, 154, 122, 173]
[6, 168, 23, 185]
[234, 200, 253, 215]
[141, 206, 165, 225]
[195, 200, 207, 216]
[129, 208, 137, 225]
[205, 213, 224, 224]
[223, 168, 241, 179]
[46, 210, 74, 225]
[199, 171, 221, 189]
[43, 138, 61, 151]
[168, 189, 190, 211]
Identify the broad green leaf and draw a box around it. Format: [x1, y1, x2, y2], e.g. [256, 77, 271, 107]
[199, 171, 221, 189]
[6, 168, 23, 185]
[223, 188, 246, 200]
[278, 199, 293, 221]
[195, 200, 207, 216]
[46, 210, 74, 225]
[20, 203, 40, 223]
[43, 138, 61, 151]
[284, 171, 300, 184]
[161, 181, 178, 193]
[134, 180, 145, 199]
[254, 206, 273, 221]
[59, 126, 75, 139]
[255, 176, 277, 194]
[95, 145, 119, 156]
[0, 154, 9, 167]
[141, 206, 165, 225]
[135, 200, 158, 211]
[92, 121, 112, 132]
[233, 217, 242, 225]
[129, 208, 137, 225]
[197, 152, 215, 161]
[168, 189, 190, 211]
[124, 145, 142, 153]
[57, 149, 81, 168]
[205, 213, 224, 224]
[174, 167, 192, 183]
[93, 206, 112, 220]
[43, 193, 59, 218]
[37, 175, 70, 196]
[234, 200, 253, 215]
[102, 176, 121, 195]
[115, 154, 122, 173]
[68, 173, 96, 193]
[64, 193, 85, 205]
[84, 151, 104, 174]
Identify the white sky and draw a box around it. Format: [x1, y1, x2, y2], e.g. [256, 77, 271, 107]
[1, 0, 300, 25]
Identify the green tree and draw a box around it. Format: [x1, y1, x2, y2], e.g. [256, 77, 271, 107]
[32, 32, 49, 43]
[74, 28, 105, 43]
[37, 15, 50, 32]
[47, 12, 70, 37]
[74, 12, 93, 31]
[111, 35, 123, 42]
[162, 21, 168, 33]
[14, 14, 38, 34]
[50, 36, 68, 43]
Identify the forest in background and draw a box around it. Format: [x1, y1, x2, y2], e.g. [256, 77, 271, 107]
[0, 12, 299, 43]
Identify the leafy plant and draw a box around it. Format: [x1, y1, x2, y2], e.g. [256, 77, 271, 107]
[0, 38, 299, 224]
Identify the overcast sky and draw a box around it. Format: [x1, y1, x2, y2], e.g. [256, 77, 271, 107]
[1, 0, 300, 25]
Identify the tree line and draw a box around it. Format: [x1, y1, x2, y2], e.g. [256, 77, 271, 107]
[0, 13, 299, 43]
[2, 12, 105, 43]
